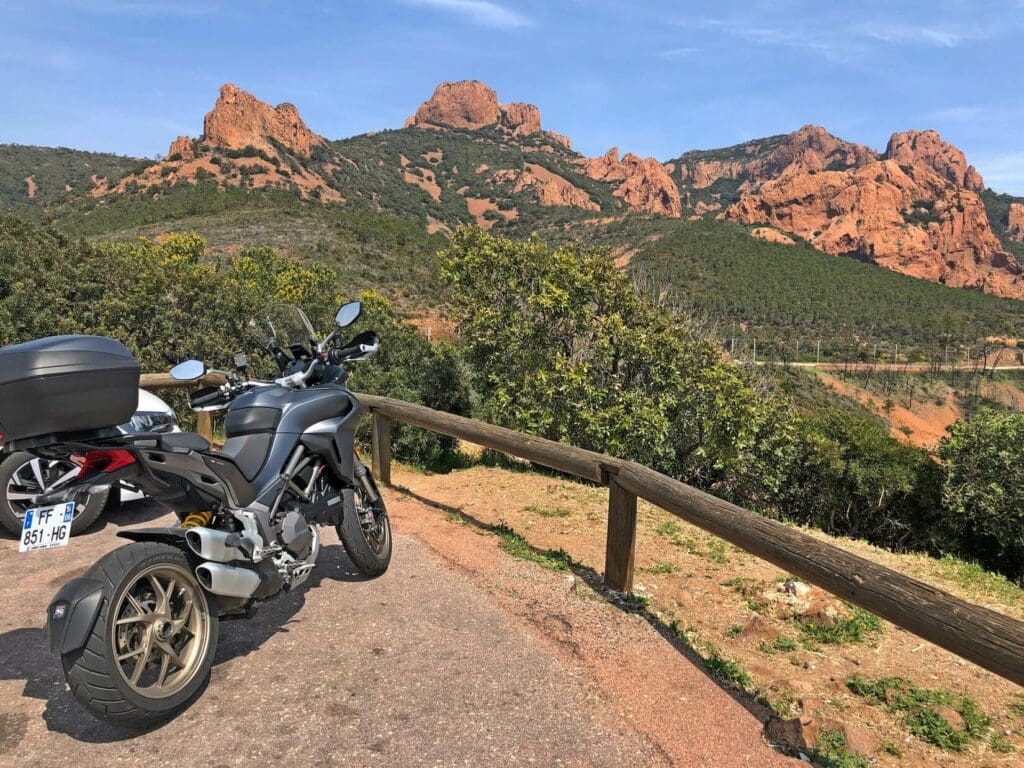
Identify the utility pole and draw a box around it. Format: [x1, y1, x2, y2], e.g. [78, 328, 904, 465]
[752, 338, 757, 364]
[894, 343, 898, 365]
[816, 340, 821, 365]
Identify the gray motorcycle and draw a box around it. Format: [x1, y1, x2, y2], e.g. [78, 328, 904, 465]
[0, 301, 389, 728]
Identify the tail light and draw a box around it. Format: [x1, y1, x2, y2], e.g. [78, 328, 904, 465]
[76, 450, 136, 479]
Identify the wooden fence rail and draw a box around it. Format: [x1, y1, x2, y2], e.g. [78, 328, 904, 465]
[138, 374, 1024, 686]
[358, 392, 1024, 688]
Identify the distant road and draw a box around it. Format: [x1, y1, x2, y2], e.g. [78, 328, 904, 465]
[744, 361, 1024, 372]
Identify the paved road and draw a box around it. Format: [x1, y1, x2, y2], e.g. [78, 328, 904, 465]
[0, 500, 664, 767]
[0, 491, 795, 767]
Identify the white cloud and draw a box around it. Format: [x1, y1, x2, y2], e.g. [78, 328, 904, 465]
[404, 0, 531, 28]
[856, 22, 993, 48]
[655, 47, 697, 59]
[972, 151, 1024, 195]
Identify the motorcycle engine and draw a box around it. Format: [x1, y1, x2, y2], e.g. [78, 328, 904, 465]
[278, 510, 313, 560]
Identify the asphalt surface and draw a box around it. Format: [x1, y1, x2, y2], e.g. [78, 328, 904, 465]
[0, 499, 665, 768]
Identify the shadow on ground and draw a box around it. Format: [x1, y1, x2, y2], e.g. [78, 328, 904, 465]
[0, 543, 368, 744]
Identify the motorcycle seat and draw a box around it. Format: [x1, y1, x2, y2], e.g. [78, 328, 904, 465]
[158, 432, 211, 454]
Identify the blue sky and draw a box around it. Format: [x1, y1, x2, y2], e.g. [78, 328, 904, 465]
[2, 0, 1023, 193]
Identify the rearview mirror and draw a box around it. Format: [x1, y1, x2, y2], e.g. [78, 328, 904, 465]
[335, 301, 362, 328]
[170, 360, 207, 381]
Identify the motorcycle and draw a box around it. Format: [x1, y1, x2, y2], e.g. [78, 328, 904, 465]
[0, 389, 179, 536]
[0, 301, 389, 728]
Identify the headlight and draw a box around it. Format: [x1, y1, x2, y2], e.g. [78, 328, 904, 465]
[128, 411, 178, 434]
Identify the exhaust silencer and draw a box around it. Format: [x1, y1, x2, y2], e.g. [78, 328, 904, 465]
[195, 562, 262, 599]
[185, 527, 246, 563]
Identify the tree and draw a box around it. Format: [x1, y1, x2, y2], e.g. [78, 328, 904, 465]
[939, 409, 1024, 578]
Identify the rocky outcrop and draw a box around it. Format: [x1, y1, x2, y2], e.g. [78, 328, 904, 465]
[202, 83, 325, 157]
[97, 83, 340, 203]
[725, 140, 1023, 298]
[583, 148, 681, 217]
[677, 125, 876, 192]
[502, 102, 541, 135]
[407, 81, 572, 151]
[412, 81, 502, 131]
[1007, 202, 1024, 242]
[490, 163, 599, 211]
[751, 227, 794, 245]
[166, 135, 195, 161]
[884, 129, 983, 191]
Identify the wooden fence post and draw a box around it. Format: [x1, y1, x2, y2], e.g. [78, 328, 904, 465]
[604, 474, 637, 592]
[196, 411, 214, 443]
[372, 411, 392, 485]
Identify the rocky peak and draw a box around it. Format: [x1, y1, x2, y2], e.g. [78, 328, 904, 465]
[1008, 202, 1024, 242]
[407, 80, 570, 148]
[201, 82, 325, 158]
[884, 129, 983, 191]
[502, 102, 541, 135]
[165, 135, 194, 161]
[583, 148, 681, 217]
[412, 81, 502, 130]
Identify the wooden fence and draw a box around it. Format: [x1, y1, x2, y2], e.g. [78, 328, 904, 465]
[140, 374, 1024, 687]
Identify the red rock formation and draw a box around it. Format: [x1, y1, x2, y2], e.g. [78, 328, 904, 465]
[725, 143, 1023, 298]
[408, 81, 574, 150]
[1007, 202, 1024, 242]
[412, 81, 502, 130]
[97, 83, 339, 203]
[751, 227, 794, 245]
[583, 148, 681, 217]
[166, 135, 194, 161]
[502, 102, 541, 135]
[202, 83, 325, 157]
[884, 129, 983, 191]
[545, 131, 572, 150]
[490, 164, 599, 211]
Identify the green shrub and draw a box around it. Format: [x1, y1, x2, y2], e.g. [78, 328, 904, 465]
[939, 409, 1024, 579]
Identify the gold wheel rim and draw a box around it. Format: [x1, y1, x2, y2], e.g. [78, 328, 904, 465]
[110, 562, 211, 699]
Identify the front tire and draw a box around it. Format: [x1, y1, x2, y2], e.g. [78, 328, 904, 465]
[337, 479, 391, 577]
[61, 542, 218, 729]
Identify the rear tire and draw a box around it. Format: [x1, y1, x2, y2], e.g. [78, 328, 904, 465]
[337, 479, 391, 578]
[0, 452, 108, 537]
[61, 542, 218, 729]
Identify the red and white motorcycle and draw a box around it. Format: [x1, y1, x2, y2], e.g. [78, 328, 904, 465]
[0, 389, 177, 536]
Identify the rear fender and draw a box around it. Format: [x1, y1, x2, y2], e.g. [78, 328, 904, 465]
[45, 577, 105, 655]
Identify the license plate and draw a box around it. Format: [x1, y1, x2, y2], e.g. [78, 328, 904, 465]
[19, 502, 75, 553]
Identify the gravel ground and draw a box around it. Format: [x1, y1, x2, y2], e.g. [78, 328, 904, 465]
[0, 498, 665, 768]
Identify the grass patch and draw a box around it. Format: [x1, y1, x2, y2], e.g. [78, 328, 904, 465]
[757, 637, 798, 655]
[1010, 692, 1024, 717]
[798, 605, 883, 645]
[655, 520, 681, 537]
[707, 540, 729, 564]
[639, 560, 679, 574]
[702, 644, 752, 689]
[846, 675, 991, 752]
[725, 624, 745, 638]
[522, 503, 572, 518]
[493, 524, 573, 572]
[990, 734, 1016, 753]
[937, 555, 1023, 606]
[808, 729, 870, 768]
[620, 592, 650, 610]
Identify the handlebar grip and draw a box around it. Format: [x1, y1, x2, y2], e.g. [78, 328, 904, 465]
[190, 388, 223, 407]
[328, 347, 359, 364]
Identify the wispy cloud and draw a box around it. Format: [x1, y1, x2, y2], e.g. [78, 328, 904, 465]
[973, 151, 1024, 195]
[62, 0, 220, 16]
[403, 0, 531, 28]
[655, 46, 697, 59]
[856, 22, 995, 48]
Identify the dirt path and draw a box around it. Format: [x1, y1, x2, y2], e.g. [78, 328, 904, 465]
[0, 489, 796, 767]
[0, 499, 665, 767]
